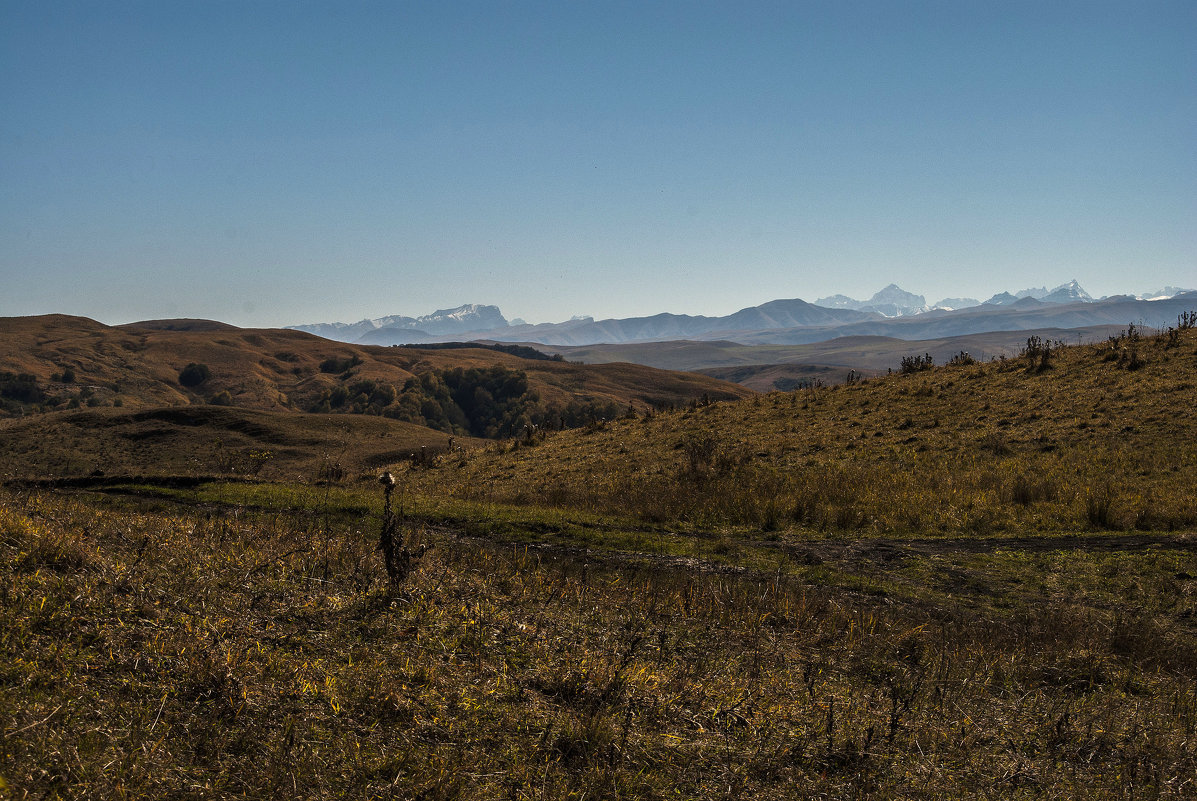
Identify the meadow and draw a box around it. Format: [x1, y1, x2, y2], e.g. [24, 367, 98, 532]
[2, 323, 1196, 799]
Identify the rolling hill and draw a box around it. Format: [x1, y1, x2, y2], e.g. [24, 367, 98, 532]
[0, 314, 752, 481]
[0, 314, 750, 415]
[407, 323, 1197, 537]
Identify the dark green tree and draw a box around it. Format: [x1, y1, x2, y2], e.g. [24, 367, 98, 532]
[178, 363, 211, 387]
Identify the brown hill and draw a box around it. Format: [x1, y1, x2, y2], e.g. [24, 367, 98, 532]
[0, 314, 751, 480]
[0, 314, 751, 417]
[122, 318, 242, 332]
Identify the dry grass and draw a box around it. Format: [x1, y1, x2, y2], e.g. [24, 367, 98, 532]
[0, 405, 468, 483]
[412, 327, 1197, 537]
[2, 488, 1195, 799]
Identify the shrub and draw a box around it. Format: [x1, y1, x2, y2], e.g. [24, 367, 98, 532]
[319, 355, 362, 374]
[328, 385, 350, 408]
[0, 372, 45, 404]
[178, 363, 211, 388]
[380, 366, 544, 438]
[899, 353, 933, 374]
[1104, 324, 1149, 369]
[1020, 336, 1055, 371]
[1007, 473, 1057, 505]
[1118, 347, 1146, 371]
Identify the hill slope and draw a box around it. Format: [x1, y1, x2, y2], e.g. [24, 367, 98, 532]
[0, 405, 463, 482]
[0, 314, 752, 480]
[0, 314, 750, 421]
[409, 325, 1197, 536]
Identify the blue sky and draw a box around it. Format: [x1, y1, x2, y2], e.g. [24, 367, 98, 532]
[2, 1, 1193, 327]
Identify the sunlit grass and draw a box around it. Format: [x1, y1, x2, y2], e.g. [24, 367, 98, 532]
[402, 327, 1197, 539]
[3, 487, 1195, 799]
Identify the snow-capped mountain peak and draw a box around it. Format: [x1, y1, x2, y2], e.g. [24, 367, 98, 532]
[814, 285, 927, 317]
[1040, 280, 1093, 304]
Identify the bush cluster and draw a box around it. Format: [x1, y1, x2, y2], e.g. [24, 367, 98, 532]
[947, 351, 976, 366]
[1020, 336, 1057, 371]
[899, 353, 933, 374]
[1103, 326, 1146, 370]
[310, 365, 625, 439]
[0, 371, 45, 405]
[319, 354, 362, 374]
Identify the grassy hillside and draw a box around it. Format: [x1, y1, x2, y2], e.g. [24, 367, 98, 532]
[0, 314, 752, 485]
[0, 314, 751, 420]
[2, 321, 1195, 799]
[410, 325, 1197, 537]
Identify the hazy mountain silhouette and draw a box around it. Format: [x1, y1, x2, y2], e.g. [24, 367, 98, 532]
[289, 284, 1195, 347]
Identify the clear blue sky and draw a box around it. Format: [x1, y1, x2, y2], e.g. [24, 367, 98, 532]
[2, 1, 1193, 327]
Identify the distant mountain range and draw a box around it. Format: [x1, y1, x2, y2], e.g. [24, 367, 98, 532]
[811, 280, 1095, 316]
[295, 304, 509, 343]
[288, 282, 1196, 348]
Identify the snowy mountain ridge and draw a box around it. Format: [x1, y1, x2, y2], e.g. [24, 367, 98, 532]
[287, 282, 1194, 346]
